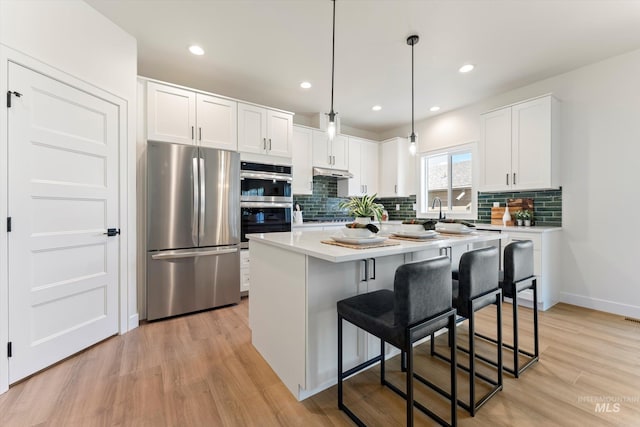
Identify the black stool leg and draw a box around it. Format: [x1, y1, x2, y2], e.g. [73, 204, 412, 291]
[380, 339, 385, 385]
[533, 279, 539, 360]
[406, 334, 414, 426]
[450, 314, 458, 426]
[496, 293, 503, 388]
[468, 302, 476, 417]
[512, 287, 520, 378]
[337, 314, 344, 410]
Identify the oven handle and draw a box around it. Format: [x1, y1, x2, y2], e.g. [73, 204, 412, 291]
[240, 201, 293, 208]
[240, 171, 293, 182]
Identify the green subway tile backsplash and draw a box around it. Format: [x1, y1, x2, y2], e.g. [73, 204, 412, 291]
[477, 188, 562, 226]
[293, 176, 417, 220]
[295, 177, 561, 225]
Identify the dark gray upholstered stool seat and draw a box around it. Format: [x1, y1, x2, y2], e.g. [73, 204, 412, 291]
[431, 246, 503, 416]
[476, 240, 539, 377]
[337, 256, 458, 427]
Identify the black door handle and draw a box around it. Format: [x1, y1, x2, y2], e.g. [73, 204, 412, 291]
[104, 228, 120, 237]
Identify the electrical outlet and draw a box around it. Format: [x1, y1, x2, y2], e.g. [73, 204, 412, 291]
[412, 203, 417, 211]
[395, 204, 400, 211]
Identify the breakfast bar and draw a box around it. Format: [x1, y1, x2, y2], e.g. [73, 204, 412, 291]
[247, 229, 509, 400]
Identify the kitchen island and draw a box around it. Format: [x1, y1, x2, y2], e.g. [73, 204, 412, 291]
[247, 229, 509, 400]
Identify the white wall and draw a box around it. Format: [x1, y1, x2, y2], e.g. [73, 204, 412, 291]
[0, 0, 138, 390]
[385, 49, 640, 317]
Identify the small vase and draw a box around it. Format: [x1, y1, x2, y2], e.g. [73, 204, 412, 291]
[502, 206, 511, 226]
[354, 217, 371, 225]
[517, 219, 523, 226]
[524, 219, 531, 227]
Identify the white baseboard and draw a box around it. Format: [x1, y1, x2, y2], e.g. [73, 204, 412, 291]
[559, 292, 640, 319]
[127, 313, 140, 331]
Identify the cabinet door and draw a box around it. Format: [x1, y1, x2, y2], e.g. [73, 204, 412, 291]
[361, 140, 379, 195]
[238, 103, 267, 154]
[331, 134, 349, 170]
[196, 93, 237, 150]
[379, 139, 398, 197]
[480, 107, 512, 191]
[147, 81, 196, 145]
[267, 110, 293, 157]
[312, 129, 331, 168]
[292, 126, 313, 195]
[512, 96, 552, 190]
[346, 137, 363, 196]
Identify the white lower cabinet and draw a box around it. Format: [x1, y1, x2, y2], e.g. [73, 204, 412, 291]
[474, 228, 561, 311]
[306, 254, 405, 390]
[240, 249, 250, 293]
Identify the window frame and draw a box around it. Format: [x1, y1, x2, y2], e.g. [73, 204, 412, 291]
[416, 142, 478, 220]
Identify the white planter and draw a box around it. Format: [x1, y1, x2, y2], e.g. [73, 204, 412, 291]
[354, 217, 371, 225]
[516, 219, 523, 226]
[524, 219, 531, 227]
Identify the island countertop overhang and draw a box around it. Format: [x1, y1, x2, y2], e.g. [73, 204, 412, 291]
[246, 230, 509, 263]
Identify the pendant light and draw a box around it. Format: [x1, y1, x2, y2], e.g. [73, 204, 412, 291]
[407, 34, 419, 155]
[326, 0, 337, 141]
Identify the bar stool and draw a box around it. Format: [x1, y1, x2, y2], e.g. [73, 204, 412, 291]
[337, 256, 458, 427]
[476, 240, 539, 377]
[431, 246, 503, 416]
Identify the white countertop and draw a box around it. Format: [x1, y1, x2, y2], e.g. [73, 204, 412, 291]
[247, 229, 509, 263]
[472, 224, 562, 233]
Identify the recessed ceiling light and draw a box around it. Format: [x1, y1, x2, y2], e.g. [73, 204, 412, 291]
[430, 106, 441, 112]
[189, 45, 205, 56]
[459, 64, 474, 73]
[300, 81, 312, 89]
[372, 105, 382, 111]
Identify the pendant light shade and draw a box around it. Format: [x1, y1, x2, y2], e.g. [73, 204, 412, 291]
[407, 35, 419, 155]
[326, 0, 337, 141]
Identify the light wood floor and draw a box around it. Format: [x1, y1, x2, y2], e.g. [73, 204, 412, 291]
[1, 298, 639, 426]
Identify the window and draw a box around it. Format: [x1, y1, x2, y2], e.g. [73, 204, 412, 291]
[417, 143, 477, 220]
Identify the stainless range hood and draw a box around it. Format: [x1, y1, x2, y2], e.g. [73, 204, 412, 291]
[312, 167, 353, 179]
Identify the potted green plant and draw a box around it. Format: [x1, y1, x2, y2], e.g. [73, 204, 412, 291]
[514, 210, 525, 226]
[338, 193, 385, 224]
[522, 209, 532, 226]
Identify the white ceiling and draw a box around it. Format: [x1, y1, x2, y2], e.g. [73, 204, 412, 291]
[86, 0, 640, 134]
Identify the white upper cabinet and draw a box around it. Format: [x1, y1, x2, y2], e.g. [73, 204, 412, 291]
[147, 82, 196, 145]
[196, 93, 237, 150]
[338, 136, 379, 197]
[480, 95, 560, 192]
[292, 126, 313, 195]
[312, 129, 348, 170]
[378, 137, 415, 197]
[238, 102, 293, 157]
[147, 81, 237, 150]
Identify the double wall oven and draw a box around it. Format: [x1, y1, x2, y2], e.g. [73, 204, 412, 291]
[240, 161, 292, 248]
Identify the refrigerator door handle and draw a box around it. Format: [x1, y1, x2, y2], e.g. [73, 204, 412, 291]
[192, 157, 199, 243]
[199, 157, 206, 241]
[151, 246, 239, 260]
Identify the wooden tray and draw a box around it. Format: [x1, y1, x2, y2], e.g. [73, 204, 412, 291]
[490, 198, 533, 226]
[320, 239, 401, 250]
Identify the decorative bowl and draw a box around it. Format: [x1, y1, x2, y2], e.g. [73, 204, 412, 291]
[342, 225, 375, 238]
[401, 223, 425, 232]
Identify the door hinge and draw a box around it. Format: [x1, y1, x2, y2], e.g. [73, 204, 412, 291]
[6, 91, 22, 108]
[7, 217, 11, 232]
[7, 342, 12, 358]
[104, 228, 121, 237]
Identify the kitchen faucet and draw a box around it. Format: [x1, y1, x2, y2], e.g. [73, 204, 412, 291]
[432, 197, 445, 220]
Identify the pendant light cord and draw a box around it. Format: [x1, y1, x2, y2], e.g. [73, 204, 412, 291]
[330, 0, 336, 114]
[407, 35, 419, 143]
[411, 40, 414, 138]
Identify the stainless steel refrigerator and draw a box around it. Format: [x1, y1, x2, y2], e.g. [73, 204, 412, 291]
[146, 141, 240, 321]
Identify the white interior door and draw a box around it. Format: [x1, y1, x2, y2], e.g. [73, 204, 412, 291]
[7, 62, 119, 383]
